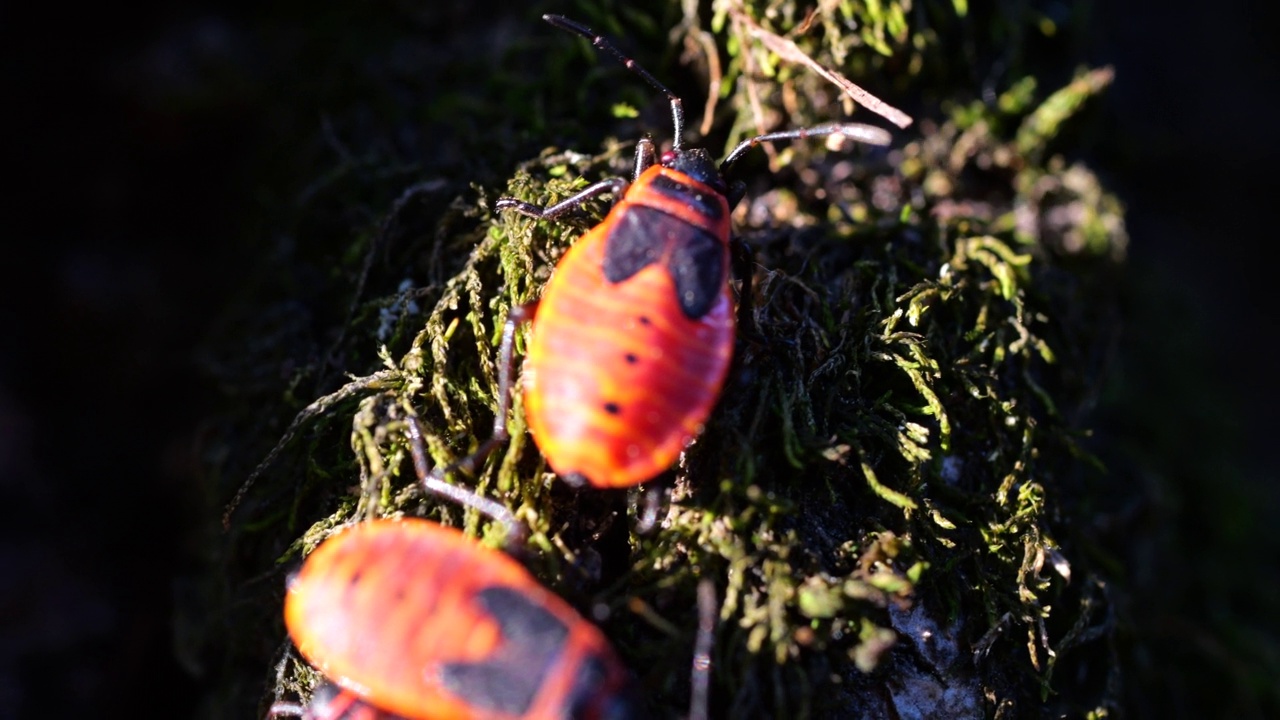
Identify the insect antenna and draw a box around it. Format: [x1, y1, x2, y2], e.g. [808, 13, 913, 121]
[543, 14, 687, 149]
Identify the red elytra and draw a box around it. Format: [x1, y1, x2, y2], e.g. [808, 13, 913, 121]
[281, 518, 637, 720]
[432, 14, 891, 491]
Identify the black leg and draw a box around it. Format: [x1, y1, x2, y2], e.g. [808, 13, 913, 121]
[719, 122, 892, 176]
[634, 136, 657, 180]
[731, 236, 762, 342]
[407, 302, 539, 546]
[495, 178, 627, 221]
[689, 579, 717, 720]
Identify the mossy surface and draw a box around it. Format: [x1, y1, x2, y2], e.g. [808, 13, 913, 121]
[199, 2, 1152, 718]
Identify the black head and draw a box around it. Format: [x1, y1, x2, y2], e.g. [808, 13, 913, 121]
[661, 148, 727, 197]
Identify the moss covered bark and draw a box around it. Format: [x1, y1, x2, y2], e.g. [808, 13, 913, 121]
[195, 2, 1173, 718]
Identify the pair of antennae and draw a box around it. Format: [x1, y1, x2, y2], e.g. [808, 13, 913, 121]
[542, 13, 892, 174]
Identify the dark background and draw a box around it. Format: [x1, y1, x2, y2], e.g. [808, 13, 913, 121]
[3, 1, 1276, 718]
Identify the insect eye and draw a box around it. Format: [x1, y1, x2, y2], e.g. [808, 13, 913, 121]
[660, 150, 677, 165]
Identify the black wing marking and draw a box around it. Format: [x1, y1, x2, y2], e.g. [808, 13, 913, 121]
[602, 206, 666, 284]
[438, 586, 570, 715]
[667, 228, 724, 320]
[602, 205, 725, 320]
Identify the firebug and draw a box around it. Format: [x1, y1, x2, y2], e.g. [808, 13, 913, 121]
[280, 517, 638, 720]
[273, 415, 719, 719]
[431, 14, 892, 491]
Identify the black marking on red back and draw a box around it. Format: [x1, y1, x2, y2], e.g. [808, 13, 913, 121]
[648, 174, 725, 223]
[668, 227, 724, 320]
[439, 586, 570, 715]
[602, 208, 664, 284]
[602, 206, 726, 320]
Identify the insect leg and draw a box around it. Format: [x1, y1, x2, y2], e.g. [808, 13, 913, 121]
[688, 579, 717, 720]
[720, 122, 892, 177]
[730, 236, 760, 341]
[265, 701, 306, 718]
[495, 178, 627, 221]
[406, 416, 524, 545]
[634, 136, 657, 181]
[407, 303, 537, 545]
